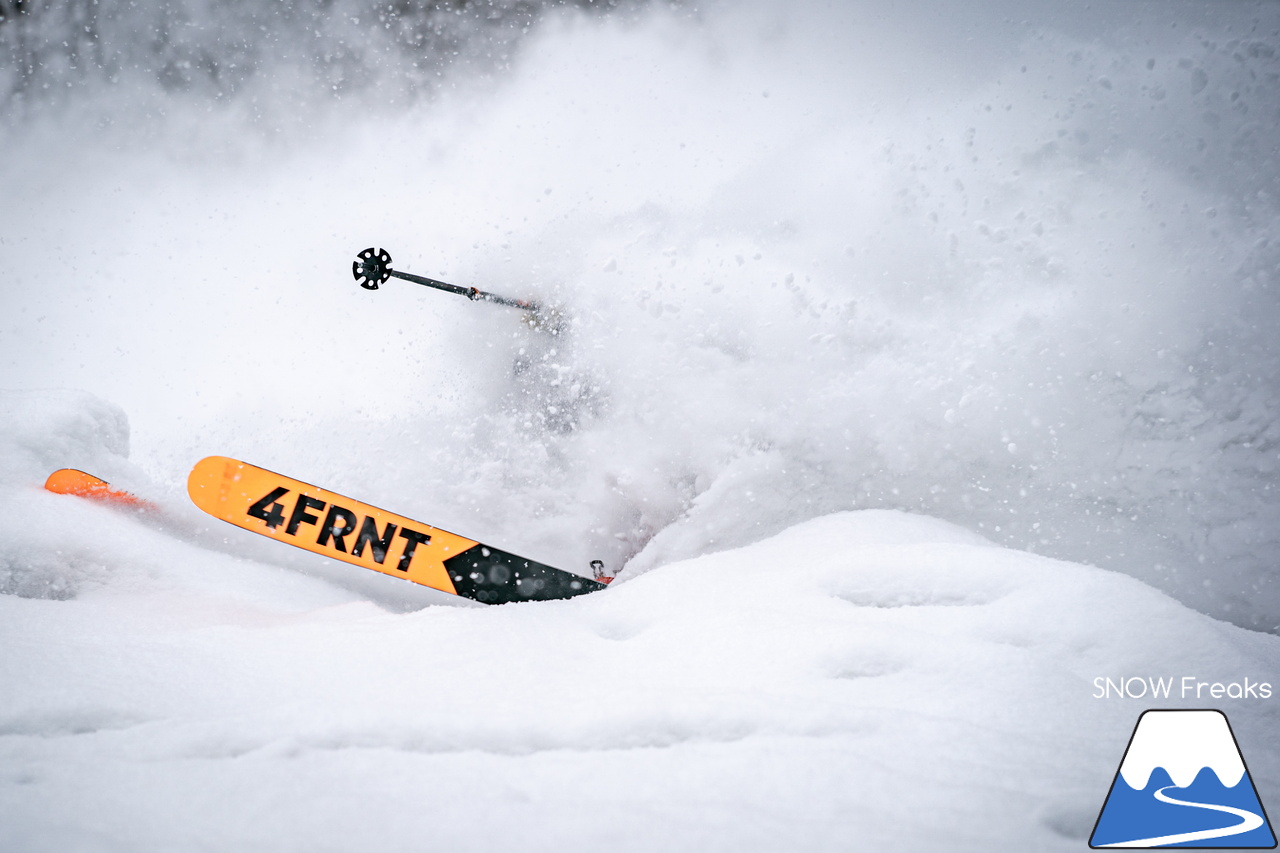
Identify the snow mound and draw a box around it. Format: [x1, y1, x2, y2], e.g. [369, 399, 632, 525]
[0, 389, 132, 487]
[0, 390, 143, 599]
[2, 502, 1276, 852]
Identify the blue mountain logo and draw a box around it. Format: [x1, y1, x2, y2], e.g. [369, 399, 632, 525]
[1091, 710, 1276, 848]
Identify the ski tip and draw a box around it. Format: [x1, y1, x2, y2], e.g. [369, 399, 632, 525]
[186, 455, 238, 502]
[44, 468, 155, 511]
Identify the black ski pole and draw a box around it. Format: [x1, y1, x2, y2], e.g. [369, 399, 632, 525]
[352, 248, 540, 313]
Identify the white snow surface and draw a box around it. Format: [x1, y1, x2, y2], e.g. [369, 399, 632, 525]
[0, 391, 1278, 851]
[2, 0, 1280, 849]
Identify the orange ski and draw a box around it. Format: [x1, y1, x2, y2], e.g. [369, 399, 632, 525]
[187, 456, 606, 605]
[44, 469, 155, 511]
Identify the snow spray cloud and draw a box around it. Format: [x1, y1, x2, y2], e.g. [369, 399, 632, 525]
[1, 1, 1277, 630]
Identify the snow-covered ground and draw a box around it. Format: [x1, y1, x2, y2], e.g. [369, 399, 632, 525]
[1, 0, 1278, 849]
[1, 391, 1278, 852]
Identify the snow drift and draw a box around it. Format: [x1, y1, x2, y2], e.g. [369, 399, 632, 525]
[0, 391, 1276, 852]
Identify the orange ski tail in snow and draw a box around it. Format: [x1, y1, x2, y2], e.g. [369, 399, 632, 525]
[44, 469, 155, 511]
